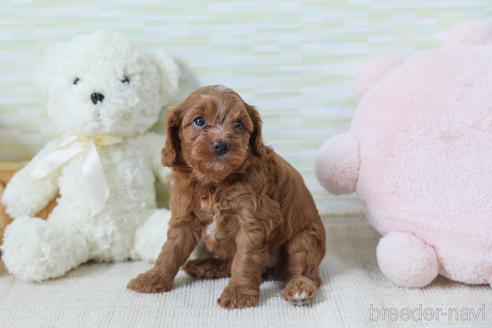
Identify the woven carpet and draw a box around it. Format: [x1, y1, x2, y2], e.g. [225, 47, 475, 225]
[0, 215, 490, 328]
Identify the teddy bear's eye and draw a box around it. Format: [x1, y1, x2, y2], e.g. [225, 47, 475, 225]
[73, 77, 80, 85]
[121, 76, 130, 84]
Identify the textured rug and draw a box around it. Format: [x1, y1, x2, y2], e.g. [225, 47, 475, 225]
[0, 215, 490, 328]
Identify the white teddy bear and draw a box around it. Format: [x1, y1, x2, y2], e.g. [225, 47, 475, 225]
[1, 31, 179, 282]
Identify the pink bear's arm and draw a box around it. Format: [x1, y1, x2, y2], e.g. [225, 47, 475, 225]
[315, 132, 360, 195]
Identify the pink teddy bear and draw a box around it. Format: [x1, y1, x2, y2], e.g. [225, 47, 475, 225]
[316, 20, 492, 288]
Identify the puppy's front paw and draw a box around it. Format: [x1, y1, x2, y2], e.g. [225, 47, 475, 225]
[217, 284, 259, 309]
[127, 270, 173, 293]
[282, 276, 318, 306]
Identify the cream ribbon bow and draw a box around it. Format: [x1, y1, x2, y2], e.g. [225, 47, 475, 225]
[31, 135, 124, 214]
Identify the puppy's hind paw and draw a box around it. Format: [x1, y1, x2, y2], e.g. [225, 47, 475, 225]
[183, 258, 230, 279]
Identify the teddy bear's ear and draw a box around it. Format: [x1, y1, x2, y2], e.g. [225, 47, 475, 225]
[150, 50, 180, 105]
[36, 42, 65, 95]
[353, 54, 403, 99]
[440, 19, 492, 47]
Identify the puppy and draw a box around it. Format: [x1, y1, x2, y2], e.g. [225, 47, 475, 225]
[128, 85, 326, 309]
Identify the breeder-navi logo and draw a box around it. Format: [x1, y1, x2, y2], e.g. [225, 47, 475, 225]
[369, 304, 486, 322]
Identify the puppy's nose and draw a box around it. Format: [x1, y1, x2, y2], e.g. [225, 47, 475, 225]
[213, 140, 229, 156]
[91, 92, 105, 105]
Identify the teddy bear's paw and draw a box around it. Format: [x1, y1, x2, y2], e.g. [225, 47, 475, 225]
[2, 189, 37, 218]
[1, 216, 89, 282]
[377, 232, 439, 288]
[131, 209, 170, 262]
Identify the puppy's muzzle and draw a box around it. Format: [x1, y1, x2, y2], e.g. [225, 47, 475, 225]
[213, 140, 229, 156]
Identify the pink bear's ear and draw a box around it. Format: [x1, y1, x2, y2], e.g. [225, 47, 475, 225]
[440, 19, 492, 47]
[353, 55, 403, 99]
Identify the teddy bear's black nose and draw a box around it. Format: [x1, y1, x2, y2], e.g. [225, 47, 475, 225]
[91, 92, 105, 105]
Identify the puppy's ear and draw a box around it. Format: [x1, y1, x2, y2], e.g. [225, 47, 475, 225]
[245, 103, 266, 157]
[162, 105, 183, 167]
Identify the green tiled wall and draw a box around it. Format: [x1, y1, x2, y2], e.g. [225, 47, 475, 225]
[1, 1, 491, 213]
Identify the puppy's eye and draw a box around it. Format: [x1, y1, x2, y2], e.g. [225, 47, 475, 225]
[73, 77, 80, 85]
[234, 121, 243, 132]
[193, 116, 206, 128]
[121, 76, 130, 84]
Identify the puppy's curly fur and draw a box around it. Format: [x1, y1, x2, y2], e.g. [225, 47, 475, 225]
[128, 85, 326, 309]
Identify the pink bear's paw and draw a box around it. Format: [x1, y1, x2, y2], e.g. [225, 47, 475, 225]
[377, 232, 439, 288]
[315, 132, 360, 195]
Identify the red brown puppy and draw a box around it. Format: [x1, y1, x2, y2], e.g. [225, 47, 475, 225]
[128, 85, 326, 309]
